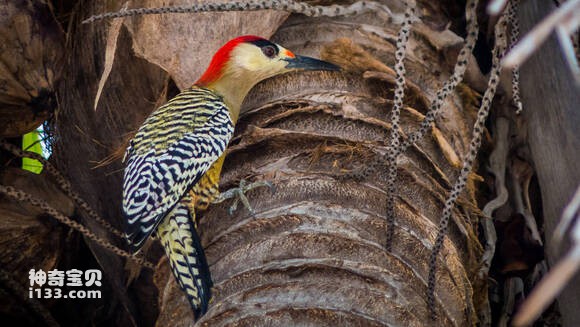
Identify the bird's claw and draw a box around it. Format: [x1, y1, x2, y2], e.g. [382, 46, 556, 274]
[214, 179, 274, 215]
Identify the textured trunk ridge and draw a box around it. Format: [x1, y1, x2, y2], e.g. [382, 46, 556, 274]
[189, 70, 481, 326]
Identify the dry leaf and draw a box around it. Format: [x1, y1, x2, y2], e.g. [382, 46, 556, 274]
[432, 127, 461, 168]
[122, 0, 289, 90]
[94, 2, 128, 111]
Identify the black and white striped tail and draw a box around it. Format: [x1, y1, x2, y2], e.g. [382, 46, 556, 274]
[157, 201, 212, 318]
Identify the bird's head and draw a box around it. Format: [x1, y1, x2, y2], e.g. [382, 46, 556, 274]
[195, 35, 339, 120]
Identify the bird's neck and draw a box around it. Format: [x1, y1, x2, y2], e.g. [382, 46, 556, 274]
[202, 75, 258, 123]
[206, 83, 248, 123]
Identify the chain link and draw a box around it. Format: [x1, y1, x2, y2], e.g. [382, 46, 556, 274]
[0, 184, 154, 269]
[427, 1, 509, 318]
[384, 0, 416, 250]
[507, 0, 523, 114]
[82, 0, 408, 24]
[0, 139, 125, 239]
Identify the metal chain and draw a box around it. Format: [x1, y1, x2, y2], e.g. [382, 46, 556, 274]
[507, 0, 523, 114]
[0, 139, 125, 239]
[384, 0, 416, 250]
[349, 0, 479, 183]
[400, 0, 480, 152]
[82, 0, 407, 24]
[427, 3, 509, 318]
[0, 185, 154, 269]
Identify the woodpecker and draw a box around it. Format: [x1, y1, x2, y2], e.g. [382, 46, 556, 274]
[122, 35, 339, 318]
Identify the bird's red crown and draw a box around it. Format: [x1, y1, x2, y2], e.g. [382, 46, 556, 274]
[195, 35, 267, 86]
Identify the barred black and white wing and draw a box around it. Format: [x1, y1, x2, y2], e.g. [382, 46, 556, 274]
[122, 86, 234, 251]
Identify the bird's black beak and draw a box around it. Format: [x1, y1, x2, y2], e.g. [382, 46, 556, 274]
[284, 55, 340, 71]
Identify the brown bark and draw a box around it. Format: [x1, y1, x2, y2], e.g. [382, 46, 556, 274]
[0, 0, 62, 137]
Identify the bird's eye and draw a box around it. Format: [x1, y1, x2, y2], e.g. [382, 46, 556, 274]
[262, 45, 277, 59]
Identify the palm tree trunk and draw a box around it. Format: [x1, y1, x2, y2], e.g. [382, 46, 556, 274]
[156, 9, 485, 326]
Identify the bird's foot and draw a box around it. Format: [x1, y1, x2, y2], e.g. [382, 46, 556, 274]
[213, 179, 275, 215]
